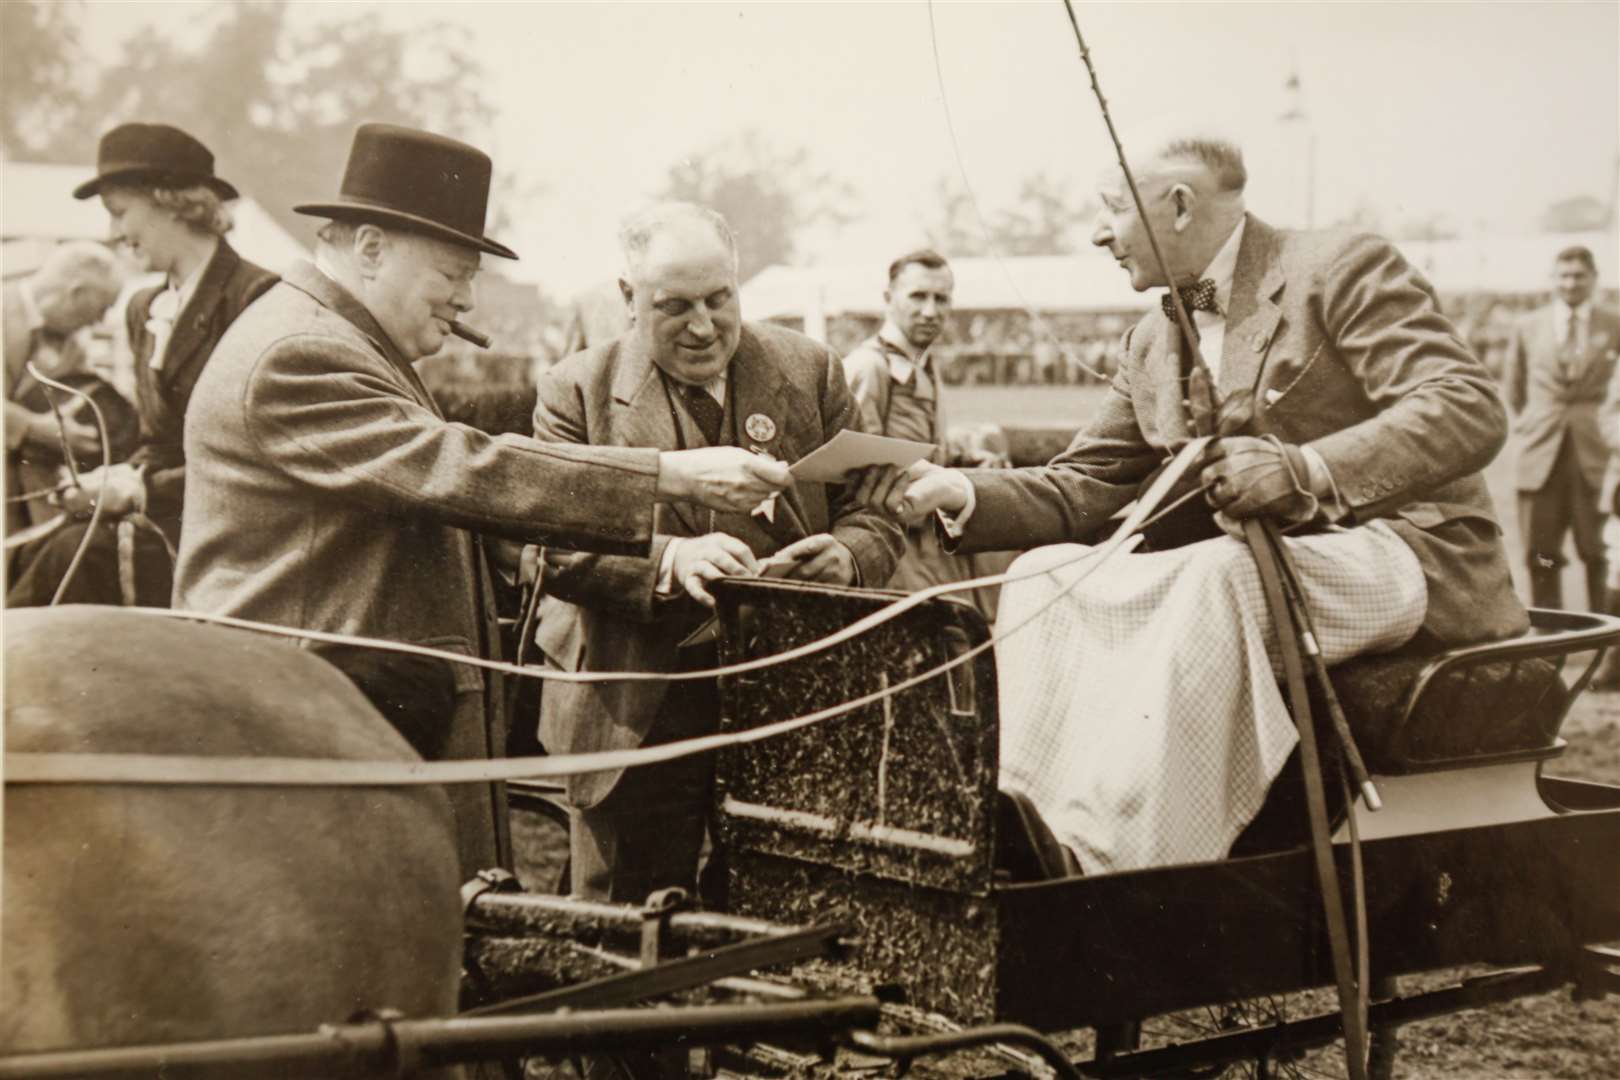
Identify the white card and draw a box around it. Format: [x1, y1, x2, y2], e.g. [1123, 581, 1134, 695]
[789, 429, 936, 484]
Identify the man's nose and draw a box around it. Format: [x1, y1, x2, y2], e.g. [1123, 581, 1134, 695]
[449, 278, 474, 313]
[686, 307, 715, 338]
[1091, 218, 1113, 248]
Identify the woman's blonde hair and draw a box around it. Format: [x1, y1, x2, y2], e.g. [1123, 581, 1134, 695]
[107, 181, 234, 237]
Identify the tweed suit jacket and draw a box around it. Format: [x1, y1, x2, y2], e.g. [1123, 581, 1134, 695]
[955, 215, 1527, 647]
[175, 260, 670, 854]
[124, 240, 278, 537]
[533, 321, 905, 808]
[1504, 301, 1620, 492]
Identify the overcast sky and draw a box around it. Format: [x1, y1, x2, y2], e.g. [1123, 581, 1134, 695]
[82, 1, 1619, 294]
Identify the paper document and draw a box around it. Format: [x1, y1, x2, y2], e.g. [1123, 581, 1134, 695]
[789, 429, 936, 483]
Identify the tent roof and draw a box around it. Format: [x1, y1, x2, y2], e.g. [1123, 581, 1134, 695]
[742, 254, 1146, 320]
[2, 161, 309, 277]
[1398, 230, 1618, 294]
[743, 229, 1620, 320]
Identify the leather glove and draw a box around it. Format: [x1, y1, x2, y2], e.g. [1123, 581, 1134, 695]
[1201, 436, 1318, 525]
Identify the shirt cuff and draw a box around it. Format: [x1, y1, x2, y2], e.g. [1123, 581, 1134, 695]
[1300, 446, 1348, 522]
[131, 464, 149, 515]
[655, 536, 682, 596]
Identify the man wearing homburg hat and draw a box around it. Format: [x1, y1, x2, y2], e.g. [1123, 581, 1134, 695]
[174, 124, 790, 877]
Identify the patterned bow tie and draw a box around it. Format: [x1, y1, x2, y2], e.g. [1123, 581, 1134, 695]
[1160, 279, 1218, 319]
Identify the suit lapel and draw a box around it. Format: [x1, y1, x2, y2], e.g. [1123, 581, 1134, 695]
[1142, 315, 1192, 443]
[1218, 215, 1285, 400]
[156, 242, 236, 390]
[721, 328, 808, 549]
[611, 336, 703, 537]
[281, 262, 443, 418]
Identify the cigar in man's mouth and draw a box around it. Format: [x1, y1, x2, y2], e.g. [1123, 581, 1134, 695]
[448, 320, 492, 349]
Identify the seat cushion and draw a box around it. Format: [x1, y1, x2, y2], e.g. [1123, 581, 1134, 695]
[1326, 651, 1568, 773]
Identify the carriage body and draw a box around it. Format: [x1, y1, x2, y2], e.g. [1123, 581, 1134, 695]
[710, 577, 1620, 1032]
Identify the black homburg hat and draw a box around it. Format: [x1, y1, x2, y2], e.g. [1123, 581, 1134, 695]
[294, 122, 517, 260]
[73, 122, 240, 201]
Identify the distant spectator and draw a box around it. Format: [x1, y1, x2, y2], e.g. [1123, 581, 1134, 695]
[1504, 245, 1620, 611]
[843, 248, 1012, 620]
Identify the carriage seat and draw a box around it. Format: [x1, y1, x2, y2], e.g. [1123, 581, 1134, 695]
[1327, 608, 1620, 774]
[1007, 611, 1620, 876]
[1325, 651, 1566, 775]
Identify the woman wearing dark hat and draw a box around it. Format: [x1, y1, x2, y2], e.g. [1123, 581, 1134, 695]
[7, 123, 278, 607]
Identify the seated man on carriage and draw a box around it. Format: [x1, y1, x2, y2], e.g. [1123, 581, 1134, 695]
[858, 126, 1528, 874]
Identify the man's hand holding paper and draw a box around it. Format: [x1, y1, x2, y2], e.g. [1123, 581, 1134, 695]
[852, 460, 973, 527]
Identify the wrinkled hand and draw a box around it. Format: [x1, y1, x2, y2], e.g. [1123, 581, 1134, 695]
[671, 532, 761, 607]
[764, 533, 856, 585]
[1201, 436, 1315, 526]
[56, 463, 143, 518]
[851, 461, 970, 526]
[657, 447, 792, 513]
[26, 411, 101, 459]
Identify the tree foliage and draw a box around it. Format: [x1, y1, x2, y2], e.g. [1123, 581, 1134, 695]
[658, 130, 856, 283]
[0, 0, 494, 247]
[0, 0, 86, 153]
[925, 171, 1096, 258]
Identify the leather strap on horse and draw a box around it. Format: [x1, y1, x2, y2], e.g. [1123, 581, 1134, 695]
[1245, 518, 1370, 1080]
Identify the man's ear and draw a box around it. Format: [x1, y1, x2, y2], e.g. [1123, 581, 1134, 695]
[1169, 183, 1197, 232]
[618, 277, 635, 323]
[354, 224, 387, 278]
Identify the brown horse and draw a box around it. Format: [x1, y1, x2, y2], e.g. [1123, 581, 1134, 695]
[2, 607, 463, 1072]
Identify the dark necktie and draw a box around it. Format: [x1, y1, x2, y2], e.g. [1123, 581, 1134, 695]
[1161, 279, 1219, 320]
[684, 384, 725, 446]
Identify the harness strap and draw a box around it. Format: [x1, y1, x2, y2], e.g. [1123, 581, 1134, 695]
[1245, 518, 1370, 1080]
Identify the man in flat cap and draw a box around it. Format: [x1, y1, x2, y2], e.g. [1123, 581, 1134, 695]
[174, 124, 790, 877]
[856, 126, 1525, 874]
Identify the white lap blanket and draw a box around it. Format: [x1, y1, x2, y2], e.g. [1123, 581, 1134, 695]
[994, 522, 1426, 874]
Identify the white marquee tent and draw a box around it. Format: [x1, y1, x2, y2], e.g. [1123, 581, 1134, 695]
[743, 229, 1620, 327]
[1, 161, 309, 279]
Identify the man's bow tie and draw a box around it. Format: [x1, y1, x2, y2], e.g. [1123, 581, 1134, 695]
[1161, 279, 1218, 319]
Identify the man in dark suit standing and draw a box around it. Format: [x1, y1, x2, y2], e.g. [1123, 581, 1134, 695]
[856, 129, 1525, 871]
[533, 202, 903, 903]
[1504, 246, 1620, 611]
[175, 128, 790, 879]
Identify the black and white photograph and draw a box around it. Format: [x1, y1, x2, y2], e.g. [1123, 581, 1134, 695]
[3, 2, 1619, 1077]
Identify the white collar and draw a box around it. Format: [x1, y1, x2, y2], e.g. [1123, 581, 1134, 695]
[1554, 298, 1592, 323]
[16, 278, 46, 334]
[877, 323, 932, 385]
[1198, 217, 1247, 317]
[166, 251, 212, 314]
[695, 369, 727, 404]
